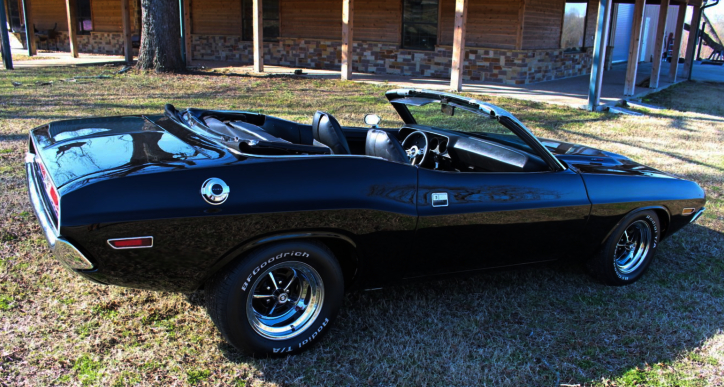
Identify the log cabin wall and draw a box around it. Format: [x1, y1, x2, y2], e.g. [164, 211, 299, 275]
[26, 0, 140, 54]
[439, 0, 521, 49]
[522, 0, 565, 49]
[23, 0, 595, 85]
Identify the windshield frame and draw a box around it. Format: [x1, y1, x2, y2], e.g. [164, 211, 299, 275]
[386, 89, 566, 172]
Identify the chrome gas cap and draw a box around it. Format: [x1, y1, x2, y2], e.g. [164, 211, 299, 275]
[201, 178, 230, 205]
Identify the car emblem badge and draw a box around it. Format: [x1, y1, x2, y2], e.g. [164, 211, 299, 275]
[201, 178, 230, 205]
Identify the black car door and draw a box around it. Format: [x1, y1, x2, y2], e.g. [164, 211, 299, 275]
[406, 168, 591, 278]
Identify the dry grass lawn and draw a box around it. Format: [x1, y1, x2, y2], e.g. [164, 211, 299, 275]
[0, 67, 722, 386]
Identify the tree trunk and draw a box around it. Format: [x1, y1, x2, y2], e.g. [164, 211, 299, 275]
[136, 0, 184, 72]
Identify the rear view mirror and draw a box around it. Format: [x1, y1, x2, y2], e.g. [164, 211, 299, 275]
[441, 104, 455, 116]
[364, 114, 382, 128]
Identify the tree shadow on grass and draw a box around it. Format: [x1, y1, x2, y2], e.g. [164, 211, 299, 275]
[214, 223, 723, 386]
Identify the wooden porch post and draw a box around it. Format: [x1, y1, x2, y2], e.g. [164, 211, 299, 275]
[649, 0, 669, 88]
[121, 0, 132, 63]
[65, 0, 79, 58]
[182, 0, 191, 66]
[588, 0, 613, 111]
[341, 0, 353, 80]
[22, 0, 37, 56]
[668, 2, 687, 82]
[450, 0, 468, 92]
[623, 0, 645, 96]
[253, 0, 263, 72]
[682, 2, 701, 79]
[515, 0, 525, 50]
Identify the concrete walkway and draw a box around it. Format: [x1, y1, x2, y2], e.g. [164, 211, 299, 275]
[194, 59, 722, 109]
[6, 48, 128, 67]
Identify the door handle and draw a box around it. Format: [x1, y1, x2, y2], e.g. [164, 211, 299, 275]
[432, 193, 448, 207]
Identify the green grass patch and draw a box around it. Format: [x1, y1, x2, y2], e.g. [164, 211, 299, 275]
[186, 369, 211, 385]
[73, 354, 104, 386]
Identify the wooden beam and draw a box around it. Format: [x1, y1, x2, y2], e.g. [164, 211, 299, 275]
[588, 0, 613, 110]
[515, 0, 525, 50]
[450, 0, 468, 92]
[341, 0, 353, 80]
[22, 0, 37, 56]
[121, 0, 132, 63]
[623, 0, 645, 96]
[252, 0, 263, 72]
[649, 0, 669, 88]
[182, 0, 191, 66]
[682, 2, 701, 79]
[65, 0, 79, 58]
[606, 2, 618, 70]
[668, 1, 687, 82]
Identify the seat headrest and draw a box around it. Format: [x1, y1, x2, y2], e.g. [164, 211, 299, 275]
[312, 111, 351, 155]
[365, 129, 409, 164]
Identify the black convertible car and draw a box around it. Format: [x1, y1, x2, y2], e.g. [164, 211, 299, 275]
[26, 89, 705, 355]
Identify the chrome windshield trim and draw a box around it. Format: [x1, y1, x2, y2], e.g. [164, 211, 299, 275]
[26, 153, 94, 270]
[387, 88, 567, 171]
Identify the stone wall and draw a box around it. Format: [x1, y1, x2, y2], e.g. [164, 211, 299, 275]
[191, 35, 593, 85]
[15, 31, 134, 56]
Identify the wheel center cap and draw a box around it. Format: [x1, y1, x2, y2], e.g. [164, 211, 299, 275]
[278, 293, 289, 303]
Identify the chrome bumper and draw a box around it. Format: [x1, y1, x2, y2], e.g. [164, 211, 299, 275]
[25, 153, 94, 270]
[690, 207, 706, 224]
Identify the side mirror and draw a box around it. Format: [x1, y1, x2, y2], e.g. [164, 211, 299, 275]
[364, 114, 381, 128]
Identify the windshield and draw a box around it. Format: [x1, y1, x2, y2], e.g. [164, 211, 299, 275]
[402, 101, 535, 154]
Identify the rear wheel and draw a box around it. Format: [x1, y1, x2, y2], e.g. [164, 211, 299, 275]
[588, 210, 661, 286]
[205, 241, 344, 355]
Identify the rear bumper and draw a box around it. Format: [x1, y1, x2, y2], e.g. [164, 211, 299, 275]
[25, 153, 94, 270]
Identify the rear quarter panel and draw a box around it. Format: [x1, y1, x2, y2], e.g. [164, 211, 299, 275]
[60, 156, 418, 291]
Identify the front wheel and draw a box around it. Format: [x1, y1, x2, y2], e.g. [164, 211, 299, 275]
[205, 241, 344, 355]
[588, 210, 661, 286]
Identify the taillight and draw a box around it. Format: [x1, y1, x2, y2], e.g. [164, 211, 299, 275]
[35, 157, 60, 217]
[107, 237, 154, 249]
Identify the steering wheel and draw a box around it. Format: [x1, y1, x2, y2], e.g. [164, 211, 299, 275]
[401, 131, 429, 166]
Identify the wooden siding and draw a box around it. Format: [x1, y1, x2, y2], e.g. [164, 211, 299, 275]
[29, 0, 140, 33]
[584, 0, 597, 47]
[92, 0, 139, 32]
[192, 0, 242, 35]
[31, 0, 68, 31]
[355, 0, 400, 42]
[522, 0, 565, 49]
[281, 0, 342, 39]
[440, 0, 521, 49]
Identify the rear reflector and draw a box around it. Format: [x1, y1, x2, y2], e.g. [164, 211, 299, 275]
[107, 237, 154, 249]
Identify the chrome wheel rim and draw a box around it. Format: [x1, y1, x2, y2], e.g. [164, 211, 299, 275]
[246, 261, 324, 340]
[614, 220, 652, 275]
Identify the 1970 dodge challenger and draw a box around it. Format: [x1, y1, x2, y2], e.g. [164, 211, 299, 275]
[26, 89, 705, 355]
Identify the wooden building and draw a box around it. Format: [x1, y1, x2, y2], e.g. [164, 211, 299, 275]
[5, 0, 706, 108]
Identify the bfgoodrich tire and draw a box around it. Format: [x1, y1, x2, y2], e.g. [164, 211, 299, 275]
[205, 240, 344, 356]
[588, 210, 661, 286]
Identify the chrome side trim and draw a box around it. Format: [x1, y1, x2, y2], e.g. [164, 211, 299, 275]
[26, 153, 94, 270]
[107, 236, 155, 250]
[690, 207, 706, 223]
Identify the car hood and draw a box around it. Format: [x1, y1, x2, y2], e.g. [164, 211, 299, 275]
[29, 115, 228, 188]
[540, 138, 678, 179]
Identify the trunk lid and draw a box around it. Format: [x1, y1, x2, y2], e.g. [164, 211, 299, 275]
[29, 115, 212, 188]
